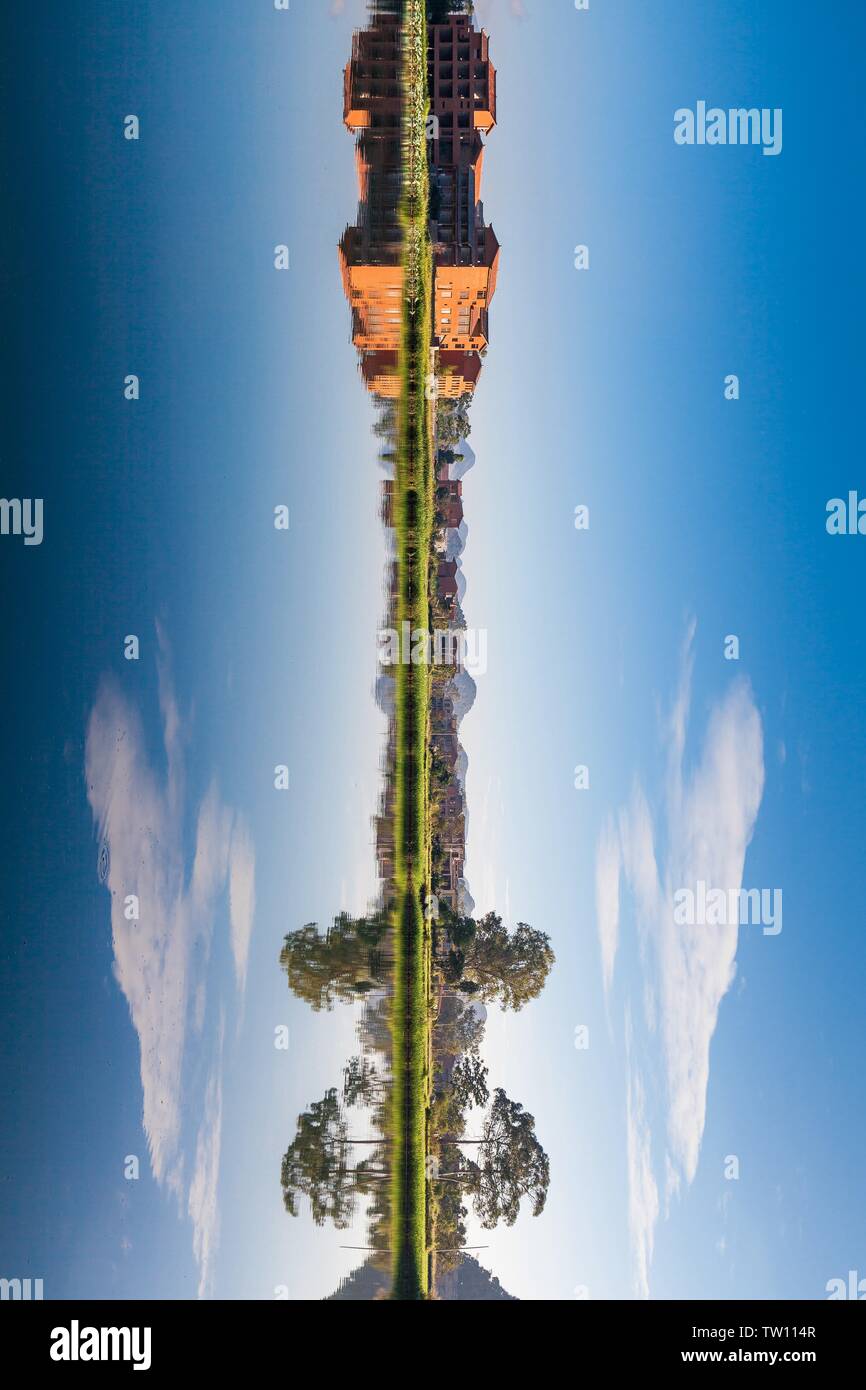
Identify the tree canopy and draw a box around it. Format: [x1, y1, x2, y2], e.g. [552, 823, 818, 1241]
[433, 995, 486, 1057]
[279, 912, 386, 1011]
[448, 912, 554, 1011]
[436, 395, 472, 449]
[467, 1088, 550, 1229]
[281, 1088, 383, 1229]
[450, 1053, 489, 1111]
[342, 1054, 381, 1109]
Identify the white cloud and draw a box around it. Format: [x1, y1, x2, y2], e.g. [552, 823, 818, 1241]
[595, 816, 621, 993]
[86, 676, 189, 1187]
[619, 787, 659, 932]
[84, 635, 255, 1294]
[595, 623, 765, 1294]
[625, 1020, 659, 1301]
[228, 824, 256, 997]
[596, 788, 660, 998]
[660, 672, 764, 1182]
[188, 1023, 225, 1299]
[664, 1152, 681, 1210]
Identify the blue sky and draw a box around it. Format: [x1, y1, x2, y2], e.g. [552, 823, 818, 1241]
[461, 0, 866, 1299]
[1, 0, 864, 1302]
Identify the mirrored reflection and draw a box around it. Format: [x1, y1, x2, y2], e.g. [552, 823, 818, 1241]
[279, 0, 552, 1301]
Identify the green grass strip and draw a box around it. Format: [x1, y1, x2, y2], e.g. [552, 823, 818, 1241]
[389, 0, 434, 1302]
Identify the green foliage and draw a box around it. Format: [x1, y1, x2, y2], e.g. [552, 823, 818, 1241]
[432, 995, 486, 1056]
[460, 912, 554, 1012]
[448, 915, 477, 950]
[373, 399, 397, 440]
[430, 749, 451, 786]
[279, 913, 386, 1011]
[281, 1088, 381, 1229]
[467, 1088, 550, 1228]
[427, 1, 473, 21]
[389, 0, 433, 1302]
[444, 947, 465, 983]
[436, 395, 472, 448]
[450, 1053, 489, 1110]
[432, 1184, 469, 1273]
[342, 1055, 380, 1109]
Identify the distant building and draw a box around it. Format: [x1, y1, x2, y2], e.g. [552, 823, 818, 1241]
[437, 349, 483, 396]
[435, 478, 463, 529]
[436, 558, 459, 599]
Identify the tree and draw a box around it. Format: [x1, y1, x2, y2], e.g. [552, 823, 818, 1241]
[447, 915, 478, 951]
[444, 948, 466, 984]
[465, 1089, 550, 1228]
[433, 1186, 469, 1274]
[460, 912, 554, 1012]
[436, 395, 472, 449]
[342, 1055, 381, 1109]
[279, 912, 386, 1011]
[433, 995, 486, 1057]
[430, 749, 451, 786]
[372, 399, 397, 440]
[437, 447, 464, 465]
[281, 1088, 382, 1229]
[428, 1, 473, 21]
[450, 1054, 489, 1110]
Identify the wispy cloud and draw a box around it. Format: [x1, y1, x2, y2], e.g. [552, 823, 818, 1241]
[84, 630, 255, 1293]
[660, 665, 764, 1183]
[188, 1018, 225, 1299]
[625, 1016, 659, 1300]
[228, 823, 256, 997]
[595, 622, 765, 1293]
[595, 817, 621, 993]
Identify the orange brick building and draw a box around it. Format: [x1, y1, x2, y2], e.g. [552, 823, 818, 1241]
[427, 16, 497, 139]
[338, 240, 403, 353]
[341, 7, 499, 397]
[360, 348, 483, 400]
[343, 12, 402, 135]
